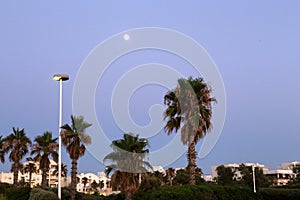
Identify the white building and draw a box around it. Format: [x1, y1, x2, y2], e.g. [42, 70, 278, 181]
[149, 166, 165, 174]
[211, 162, 269, 180]
[277, 161, 300, 170]
[264, 169, 295, 186]
[0, 159, 68, 188]
[76, 172, 112, 195]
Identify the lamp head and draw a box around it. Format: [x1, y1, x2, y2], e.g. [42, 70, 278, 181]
[53, 74, 69, 81]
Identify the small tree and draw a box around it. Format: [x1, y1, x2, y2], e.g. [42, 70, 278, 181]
[215, 165, 235, 185]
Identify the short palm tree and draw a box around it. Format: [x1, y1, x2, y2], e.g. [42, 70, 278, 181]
[164, 77, 215, 184]
[82, 177, 88, 193]
[52, 162, 68, 178]
[165, 167, 176, 186]
[104, 133, 152, 200]
[2, 127, 32, 186]
[22, 157, 38, 187]
[31, 131, 58, 189]
[61, 115, 92, 200]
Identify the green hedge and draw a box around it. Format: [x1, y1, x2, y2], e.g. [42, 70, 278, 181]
[133, 185, 260, 200]
[1, 186, 31, 200]
[259, 188, 300, 200]
[29, 188, 59, 200]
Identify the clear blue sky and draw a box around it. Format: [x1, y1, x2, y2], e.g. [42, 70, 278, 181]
[0, 1, 300, 175]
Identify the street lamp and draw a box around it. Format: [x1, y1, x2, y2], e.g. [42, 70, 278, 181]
[53, 74, 69, 199]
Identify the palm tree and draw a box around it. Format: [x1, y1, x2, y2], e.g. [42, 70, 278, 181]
[91, 180, 99, 193]
[52, 162, 68, 178]
[165, 167, 175, 186]
[2, 127, 32, 186]
[31, 131, 58, 189]
[22, 157, 38, 187]
[82, 177, 88, 193]
[0, 135, 5, 164]
[104, 133, 152, 200]
[164, 77, 215, 184]
[61, 115, 92, 200]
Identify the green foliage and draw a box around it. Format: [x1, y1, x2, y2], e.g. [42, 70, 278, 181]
[238, 164, 271, 188]
[288, 166, 300, 185]
[0, 194, 7, 200]
[4, 186, 31, 200]
[259, 188, 300, 200]
[133, 185, 259, 200]
[216, 165, 235, 185]
[139, 177, 162, 191]
[29, 188, 59, 200]
[173, 169, 189, 185]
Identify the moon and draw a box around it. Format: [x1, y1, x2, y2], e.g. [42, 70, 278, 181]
[123, 34, 130, 41]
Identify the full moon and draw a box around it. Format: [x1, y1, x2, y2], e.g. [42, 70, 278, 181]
[123, 34, 130, 41]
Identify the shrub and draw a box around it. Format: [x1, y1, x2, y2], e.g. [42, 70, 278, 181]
[4, 186, 31, 200]
[29, 188, 59, 200]
[139, 177, 162, 192]
[133, 185, 260, 200]
[0, 194, 7, 200]
[259, 188, 300, 200]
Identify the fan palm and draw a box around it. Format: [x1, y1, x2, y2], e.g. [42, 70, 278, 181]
[164, 77, 215, 184]
[61, 115, 92, 200]
[31, 131, 58, 189]
[82, 177, 88, 193]
[104, 133, 152, 200]
[22, 158, 38, 187]
[2, 127, 32, 186]
[52, 162, 68, 178]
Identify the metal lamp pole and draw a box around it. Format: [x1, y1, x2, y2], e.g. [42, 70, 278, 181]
[53, 74, 69, 199]
[252, 165, 256, 193]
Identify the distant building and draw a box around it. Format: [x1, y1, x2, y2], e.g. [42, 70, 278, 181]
[277, 161, 300, 170]
[0, 172, 13, 184]
[264, 169, 295, 186]
[149, 166, 165, 174]
[0, 159, 68, 187]
[211, 162, 269, 180]
[76, 172, 112, 195]
[202, 174, 213, 182]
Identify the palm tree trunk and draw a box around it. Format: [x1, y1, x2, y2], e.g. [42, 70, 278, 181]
[13, 164, 18, 186]
[29, 172, 32, 187]
[187, 141, 196, 185]
[41, 169, 47, 188]
[70, 159, 77, 200]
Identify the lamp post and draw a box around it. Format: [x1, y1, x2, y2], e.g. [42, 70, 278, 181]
[252, 165, 256, 193]
[53, 74, 69, 199]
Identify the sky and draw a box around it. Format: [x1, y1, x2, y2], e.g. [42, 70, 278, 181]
[0, 1, 300, 175]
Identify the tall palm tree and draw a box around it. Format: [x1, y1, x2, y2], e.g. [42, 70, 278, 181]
[104, 133, 152, 200]
[22, 157, 38, 187]
[2, 127, 32, 186]
[164, 77, 215, 184]
[0, 135, 5, 164]
[31, 131, 58, 189]
[61, 115, 92, 200]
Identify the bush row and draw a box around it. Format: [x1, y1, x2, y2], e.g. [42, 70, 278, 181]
[133, 185, 259, 200]
[1, 183, 300, 200]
